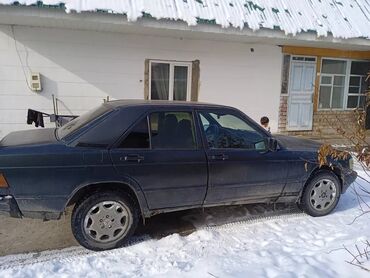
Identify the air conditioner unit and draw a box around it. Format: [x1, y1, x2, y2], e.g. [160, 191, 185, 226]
[30, 73, 42, 92]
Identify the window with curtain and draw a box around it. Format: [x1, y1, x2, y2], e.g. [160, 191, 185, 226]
[149, 61, 191, 101]
[318, 59, 370, 110]
[150, 63, 170, 101]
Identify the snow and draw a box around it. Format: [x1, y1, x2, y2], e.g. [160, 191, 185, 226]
[1, 0, 370, 39]
[0, 162, 370, 277]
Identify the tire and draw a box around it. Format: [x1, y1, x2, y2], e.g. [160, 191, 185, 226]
[300, 170, 341, 217]
[71, 191, 139, 251]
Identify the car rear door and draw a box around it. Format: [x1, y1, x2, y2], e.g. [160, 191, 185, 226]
[110, 107, 208, 210]
[197, 108, 288, 205]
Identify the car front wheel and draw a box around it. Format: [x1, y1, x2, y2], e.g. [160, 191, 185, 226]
[71, 191, 139, 251]
[300, 170, 341, 217]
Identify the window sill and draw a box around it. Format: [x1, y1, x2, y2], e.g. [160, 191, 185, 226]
[317, 108, 364, 112]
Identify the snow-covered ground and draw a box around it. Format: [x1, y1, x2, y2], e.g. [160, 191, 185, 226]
[1, 163, 370, 278]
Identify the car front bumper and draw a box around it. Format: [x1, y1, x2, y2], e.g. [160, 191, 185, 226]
[342, 169, 358, 193]
[0, 195, 22, 218]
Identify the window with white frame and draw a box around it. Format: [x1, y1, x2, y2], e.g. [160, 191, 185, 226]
[348, 61, 369, 108]
[318, 59, 370, 110]
[149, 61, 192, 101]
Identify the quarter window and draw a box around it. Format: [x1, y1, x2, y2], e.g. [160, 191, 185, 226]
[199, 112, 266, 150]
[318, 59, 370, 109]
[150, 111, 196, 149]
[119, 117, 150, 149]
[150, 61, 191, 101]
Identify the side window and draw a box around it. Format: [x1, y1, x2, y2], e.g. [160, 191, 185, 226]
[150, 111, 196, 149]
[199, 111, 266, 150]
[119, 117, 150, 148]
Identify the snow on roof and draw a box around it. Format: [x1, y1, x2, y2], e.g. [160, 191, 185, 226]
[2, 0, 370, 39]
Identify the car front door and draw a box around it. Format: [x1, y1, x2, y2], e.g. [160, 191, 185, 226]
[198, 109, 288, 205]
[110, 108, 208, 210]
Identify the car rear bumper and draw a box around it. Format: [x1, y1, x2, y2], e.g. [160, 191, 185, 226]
[342, 169, 357, 193]
[0, 195, 22, 218]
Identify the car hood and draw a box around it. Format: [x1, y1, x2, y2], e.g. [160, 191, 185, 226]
[274, 134, 322, 152]
[0, 128, 57, 147]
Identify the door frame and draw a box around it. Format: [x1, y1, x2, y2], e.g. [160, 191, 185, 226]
[195, 108, 285, 205]
[109, 106, 208, 210]
[286, 55, 317, 131]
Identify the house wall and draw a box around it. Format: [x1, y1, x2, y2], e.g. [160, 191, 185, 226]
[278, 46, 370, 138]
[279, 95, 357, 137]
[0, 25, 283, 139]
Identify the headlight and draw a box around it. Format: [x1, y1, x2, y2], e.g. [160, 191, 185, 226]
[349, 157, 354, 170]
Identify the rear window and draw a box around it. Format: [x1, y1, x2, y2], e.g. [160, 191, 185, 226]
[57, 105, 111, 139]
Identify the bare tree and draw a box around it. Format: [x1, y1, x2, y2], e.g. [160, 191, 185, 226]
[318, 72, 370, 270]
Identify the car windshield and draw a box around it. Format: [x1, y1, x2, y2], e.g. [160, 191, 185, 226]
[57, 104, 111, 139]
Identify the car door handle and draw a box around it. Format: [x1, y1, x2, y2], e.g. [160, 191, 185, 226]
[210, 154, 229, 161]
[121, 154, 144, 163]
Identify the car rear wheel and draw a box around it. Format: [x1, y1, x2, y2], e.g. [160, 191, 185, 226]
[71, 191, 139, 251]
[300, 170, 341, 217]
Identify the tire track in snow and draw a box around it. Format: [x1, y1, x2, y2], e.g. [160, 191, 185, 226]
[0, 208, 306, 270]
[204, 210, 306, 231]
[0, 235, 151, 270]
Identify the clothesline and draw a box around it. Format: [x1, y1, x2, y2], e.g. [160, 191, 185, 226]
[27, 109, 78, 128]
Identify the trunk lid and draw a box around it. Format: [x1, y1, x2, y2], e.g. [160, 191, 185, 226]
[0, 128, 57, 147]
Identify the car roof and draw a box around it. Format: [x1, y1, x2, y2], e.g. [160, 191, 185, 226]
[104, 99, 233, 110]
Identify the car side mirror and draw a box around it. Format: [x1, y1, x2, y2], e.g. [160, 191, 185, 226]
[266, 137, 278, 152]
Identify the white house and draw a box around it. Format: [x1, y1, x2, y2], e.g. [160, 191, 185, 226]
[0, 1, 369, 139]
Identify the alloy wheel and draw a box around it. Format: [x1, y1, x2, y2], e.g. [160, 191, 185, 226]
[309, 179, 337, 211]
[83, 201, 132, 243]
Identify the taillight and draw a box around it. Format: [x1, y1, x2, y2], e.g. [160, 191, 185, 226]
[0, 173, 8, 188]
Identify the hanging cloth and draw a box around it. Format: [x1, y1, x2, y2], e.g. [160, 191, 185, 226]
[27, 109, 47, 128]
